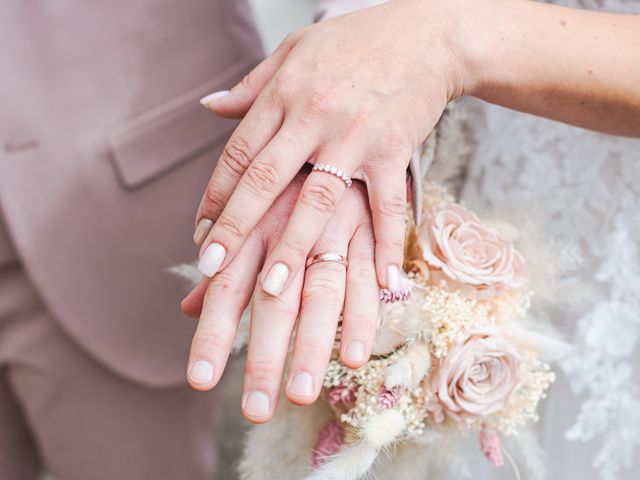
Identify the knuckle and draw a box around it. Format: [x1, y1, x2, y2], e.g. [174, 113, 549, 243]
[239, 68, 260, 91]
[256, 289, 299, 318]
[192, 330, 234, 353]
[344, 313, 377, 331]
[379, 235, 406, 253]
[376, 194, 407, 220]
[279, 239, 308, 262]
[302, 275, 342, 303]
[301, 91, 335, 120]
[273, 70, 298, 99]
[221, 137, 253, 177]
[295, 337, 331, 363]
[207, 271, 237, 296]
[245, 355, 281, 379]
[216, 213, 246, 240]
[244, 160, 280, 196]
[348, 262, 375, 281]
[300, 182, 339, 213]
[202, 187, 227, 218]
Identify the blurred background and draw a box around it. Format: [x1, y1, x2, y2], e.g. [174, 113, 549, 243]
[249, 0, 314, 52]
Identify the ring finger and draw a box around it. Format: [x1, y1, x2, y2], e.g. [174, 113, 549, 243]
[285, 226, 350, 405]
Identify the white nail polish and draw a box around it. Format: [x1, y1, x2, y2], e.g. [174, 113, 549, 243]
[243, 390, 270, 417]
[345, 341, 365, 363]
[387, 264, 400, 292]
[193, 218, 214, 247]
[198, 243, 226, 277]
[262, 263, 289, 296]
[188, 360, 214, 385]
[199, 90, 229, 107]
[289, 372, 314, 397]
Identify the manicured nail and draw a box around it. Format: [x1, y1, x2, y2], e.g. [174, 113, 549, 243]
[262, 263, 289, 296]
[198, 243, 226, 277]
[193, 218, 214, 247]
[387, 264, 400, 292]
[345, 341, 365, 363]
[199, 90, 229, 108]
[289, 372, 314, 397]
[188, 360, 214, 385]
[243, 390, 270, 417]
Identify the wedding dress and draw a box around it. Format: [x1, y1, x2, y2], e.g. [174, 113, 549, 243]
[237, 1, 639, 479]
[458, 2, 640, 479]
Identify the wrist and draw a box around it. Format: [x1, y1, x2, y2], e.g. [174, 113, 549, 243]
[454, 0, 530, 99]
[396, 0, 499, 102]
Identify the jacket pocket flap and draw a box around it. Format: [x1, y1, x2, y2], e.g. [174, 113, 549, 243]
[108, 57, 255, 189]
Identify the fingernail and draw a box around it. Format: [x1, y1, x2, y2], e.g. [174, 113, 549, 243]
[198, 243, 226, 277]
[345, 341, 365, 363]
[199, 90, 229, 108]
[193, 218, 214, 247]
[262, 263, 289, 296]
[289, 372, 314, 397]
[188, 360, 214, 385]
[243, 390, 271, 417]
[387, 264, 400, 292]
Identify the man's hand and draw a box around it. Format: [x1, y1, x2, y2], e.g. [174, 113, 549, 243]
[183, 173, 380, 423]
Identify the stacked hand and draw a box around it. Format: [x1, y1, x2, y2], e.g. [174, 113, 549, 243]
[182, 0, 640, 423]
[182, 0, 466, 423]
[183, 173, 378, 422]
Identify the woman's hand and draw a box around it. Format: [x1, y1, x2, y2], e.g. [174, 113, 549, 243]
[183, 173, 379, 423]
[193, 0, 470, 298]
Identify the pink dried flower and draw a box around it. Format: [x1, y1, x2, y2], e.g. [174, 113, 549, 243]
[311, 420, 344, 469]
[327, 384, 356, 407]
[378, 386, 402, 409]
[480, 424, 504, 467]
[380, 278, 414, 303]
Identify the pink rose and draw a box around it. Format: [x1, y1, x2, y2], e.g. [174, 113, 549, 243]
[432, 330, 520, 424]
[418, 205, 528, 296]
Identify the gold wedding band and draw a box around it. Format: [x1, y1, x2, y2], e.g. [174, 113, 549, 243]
[305, 252, 348, 270]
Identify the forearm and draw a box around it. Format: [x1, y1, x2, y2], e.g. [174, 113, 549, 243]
[459, 0, 640, 137]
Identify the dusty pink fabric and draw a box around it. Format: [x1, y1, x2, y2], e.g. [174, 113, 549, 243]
[0, 0, 263, 387]
[0, 204, 16, 268]
[0, 264, 219, 480]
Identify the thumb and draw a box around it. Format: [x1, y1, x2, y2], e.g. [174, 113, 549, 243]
[200, 31, 302, 118]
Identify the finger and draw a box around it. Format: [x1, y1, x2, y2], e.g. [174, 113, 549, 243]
[242, 268, 304, 423]
[260, 150, 363, 297]
[199, 30, 304, 118]
[340, 223, 379, 368]
[198, 123, 317, 277]
[366, 165, 409, 292]
[194, 93, 284, 245]
[285, 226, 350, 405]
[181, 277, 210, 319]
[187, 234, 264, 391]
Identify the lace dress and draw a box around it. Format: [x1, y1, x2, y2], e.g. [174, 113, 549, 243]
[458, 2, 640, 479]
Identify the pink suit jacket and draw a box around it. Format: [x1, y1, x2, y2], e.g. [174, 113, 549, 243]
[0, 0, 263, 387]
[0, 0, 390, 388]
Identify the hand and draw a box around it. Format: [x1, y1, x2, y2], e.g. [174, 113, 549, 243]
[183, 173, 379, 423]
[193, 0, 471, 298]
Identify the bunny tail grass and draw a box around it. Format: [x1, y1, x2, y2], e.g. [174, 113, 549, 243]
[166, 262, 202, 286]
[304, 442, 378, 480]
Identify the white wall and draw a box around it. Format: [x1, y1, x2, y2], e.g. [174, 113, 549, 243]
[248, 0, 315, 52]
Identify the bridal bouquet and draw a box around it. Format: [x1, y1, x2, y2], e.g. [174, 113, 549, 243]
[234, 162, 568, 480]
[305, 183, 562, 479]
